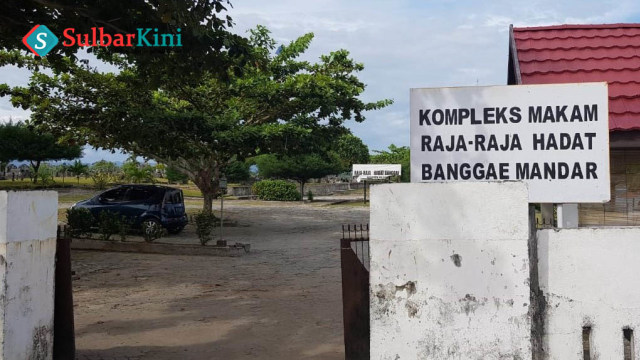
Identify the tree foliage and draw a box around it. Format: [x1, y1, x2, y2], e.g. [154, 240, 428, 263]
[90, 160, 120, 188]
[335, 134, 369, 172]
[223, 158, 251, 183]
[90, 160, 119, 174]
[370, 144, 410, 182]
[0, 0, 248, 86]
[166, 165, 189, 184]
[1, 25, 391, 211]
[122, 157, 155, 183]
[69, 159, 88, 184]
[0, 121, 82, 182]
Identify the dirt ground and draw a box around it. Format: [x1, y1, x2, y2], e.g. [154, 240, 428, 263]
[71, 199, 369, 360]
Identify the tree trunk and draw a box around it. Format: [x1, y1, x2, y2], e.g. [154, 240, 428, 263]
[300, 180, 305, 201]
[191, 167, 219, 214]
[202, 191, 214, 214]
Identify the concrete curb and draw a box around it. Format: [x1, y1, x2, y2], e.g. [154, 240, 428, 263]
[70, 238, 250, 257]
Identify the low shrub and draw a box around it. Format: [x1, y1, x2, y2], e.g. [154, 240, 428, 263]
[307, 190, 313, 201]
[118, 219, 132, 242]
[36, 165, 56, 186]
[252, 180, 301, 201]
[195, 211, 216, 245]
[66, 207, 93, 238]
[98, 211, 122, 241]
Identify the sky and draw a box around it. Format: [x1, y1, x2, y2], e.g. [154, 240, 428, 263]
[2, 0, 640, 163]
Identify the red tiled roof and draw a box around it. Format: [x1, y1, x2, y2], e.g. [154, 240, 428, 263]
[511, 24, 640, 131]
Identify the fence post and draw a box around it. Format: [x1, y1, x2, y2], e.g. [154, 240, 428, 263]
[54, 225, 76, 359]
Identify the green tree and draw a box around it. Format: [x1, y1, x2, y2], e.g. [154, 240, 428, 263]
[335, 134, 369, 172]
[254, 153, 341, 200]
[0, 122, 82, 183]
[370, 144, 410, 182]
[122, 157, 155, 183]
[1, 26, 391, 212]
[69, 159, 89, 184]
[35, 163, 56, 185]
[223, 158, 251, 183]
[91, 160, 120, 174]
[90, 160, 120, 189]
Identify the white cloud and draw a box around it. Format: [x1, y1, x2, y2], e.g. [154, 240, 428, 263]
[229, 0, 640, 151]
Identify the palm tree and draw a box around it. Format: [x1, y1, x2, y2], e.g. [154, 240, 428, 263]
[69, 160, 88, 184]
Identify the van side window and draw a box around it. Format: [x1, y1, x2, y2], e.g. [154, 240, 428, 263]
[127, 188, 156, 201]
[99, 188, 128, 203]
[165, 191, 183, 204]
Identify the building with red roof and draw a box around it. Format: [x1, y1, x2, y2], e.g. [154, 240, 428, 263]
[508, 24, 640, 225]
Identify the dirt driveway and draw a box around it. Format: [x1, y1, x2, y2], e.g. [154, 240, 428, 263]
[72, 201, 368, 360]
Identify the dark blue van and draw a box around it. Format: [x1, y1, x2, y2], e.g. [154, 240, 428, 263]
[72, 185, 188, 235]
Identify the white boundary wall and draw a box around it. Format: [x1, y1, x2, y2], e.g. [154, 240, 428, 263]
[538, 228, 640, 359]
[0, 191, 57, 360]
[370, 182, 532, 359]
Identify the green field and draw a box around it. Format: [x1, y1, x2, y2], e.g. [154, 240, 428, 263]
[0, 176, 196, 192]
[0, 177, 93, 189]
[58, 192, 97, 204]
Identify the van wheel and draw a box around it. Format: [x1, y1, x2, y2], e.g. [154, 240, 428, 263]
[141, 218, 162, 239]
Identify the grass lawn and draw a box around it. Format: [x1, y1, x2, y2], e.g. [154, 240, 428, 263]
[0, 177, 93, 189]
[58, 192, 96, 204]
[0, 177, 194, 191]
[181, 188, 204, 197]
[54, 176, 95, 186]
[0, 179, 72, 190]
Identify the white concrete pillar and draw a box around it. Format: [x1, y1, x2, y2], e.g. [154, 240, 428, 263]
[556, 203, 579, 228]
[370, 182, 532, 359]
[0, 191, 57, 360]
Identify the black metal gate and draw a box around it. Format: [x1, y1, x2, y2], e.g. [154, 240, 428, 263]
[54, 226, 76, 360]
[340, 224, 370, 360]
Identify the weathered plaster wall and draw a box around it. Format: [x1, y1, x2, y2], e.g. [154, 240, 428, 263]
[538, 228, 640, 359]
[370, 182, 532, 360]
[0, 191, 57, 360]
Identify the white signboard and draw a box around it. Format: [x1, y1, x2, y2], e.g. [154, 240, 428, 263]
[352, 164, 401, 183]
[410, 83, 610, 203]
